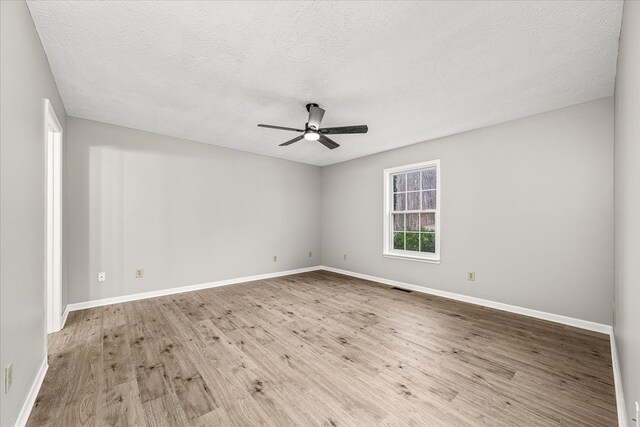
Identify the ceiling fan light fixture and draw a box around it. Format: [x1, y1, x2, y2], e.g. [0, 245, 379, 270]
[303, 131, 320, 141]
[257, 103, 367, 150]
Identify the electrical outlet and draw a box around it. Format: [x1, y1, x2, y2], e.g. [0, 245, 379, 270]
[5, 362, 12, 393]
[135, 269, 144, 278]
[343, 254, 347, 261]
[273, 255, 277, 262]
[97, 272, 106, 282]
[467, 272, 476, 281]
[308, 251, 312, 258]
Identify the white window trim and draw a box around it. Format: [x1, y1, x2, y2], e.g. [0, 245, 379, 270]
[383, 159, 441, 263]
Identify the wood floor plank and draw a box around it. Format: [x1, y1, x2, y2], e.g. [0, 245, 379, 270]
[101, 303, 128, 330]
[152, 331, 218, 419]
[142, 393, 190, 427]
[102, 324, 136, 389]
[29, 270, 617, 426]
[28, 348, 76, 426]
[56, 340, 102, 426]
[96, 379, 146, 427]
[124, 301, 170, 404]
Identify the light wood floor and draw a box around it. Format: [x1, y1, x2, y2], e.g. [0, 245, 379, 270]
[28, 271, 617, 426]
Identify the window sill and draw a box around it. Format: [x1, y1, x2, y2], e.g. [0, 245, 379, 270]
[383, 252, 441, 264]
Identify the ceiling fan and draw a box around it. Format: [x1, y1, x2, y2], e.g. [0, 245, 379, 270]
[257, 103, 368, 150]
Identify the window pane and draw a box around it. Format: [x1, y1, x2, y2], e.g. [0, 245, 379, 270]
[406, 213, 419, 231]
[393, 214, 405, 231]
[407, 191, 420, 210]
[406, 232, 420, 251]
[422, 190, 436, 209]
[419, 212, 435, 231]
[407, 172, 420, 191]
[393, 174, 406, 192]
[420, 233, 436, 253]
[394, 193, 406, 211]
[421, 168, 437, 190]
[393, 232, 405, 250]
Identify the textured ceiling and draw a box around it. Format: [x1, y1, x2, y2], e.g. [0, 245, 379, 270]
[27, 1, 622, 166]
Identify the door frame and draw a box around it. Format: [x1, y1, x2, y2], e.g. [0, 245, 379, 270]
[44, 99, 63, 334]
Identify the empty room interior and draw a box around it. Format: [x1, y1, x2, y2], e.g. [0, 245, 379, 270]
[1, 1, 639, 426]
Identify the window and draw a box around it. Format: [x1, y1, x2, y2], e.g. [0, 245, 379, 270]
[383, 160, 440, 262]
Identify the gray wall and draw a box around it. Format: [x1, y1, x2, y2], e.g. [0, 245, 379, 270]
[0, 2, 68, 426]
[65, 117, 321, 304]
[321, 98, 614, 325]
[614, 1, 639, 423]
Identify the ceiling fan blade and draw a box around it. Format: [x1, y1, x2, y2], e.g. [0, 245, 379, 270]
[279, 135, 304, 146]
[307, 105, 325, 130]
[319, 125, 368, 134]
[318, 135, 340, 150]
[258, 124, 304, 132]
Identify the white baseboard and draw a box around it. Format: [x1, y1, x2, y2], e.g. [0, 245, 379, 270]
[320, 266, 612, 335]
[13, 357, 48, 427]
[65, 266, 323, 312]
[610, 332, 628, 427]
[60, 305, 70, 329]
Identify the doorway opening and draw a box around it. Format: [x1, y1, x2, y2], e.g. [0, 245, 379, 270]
[45, 99, 63, 334]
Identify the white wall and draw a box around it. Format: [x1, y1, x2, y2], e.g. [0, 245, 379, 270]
[0, 2, 68, 426]
[613, 1, 640, 423]
[65, 118, 321, 304]
[321, 98, 614, 325]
